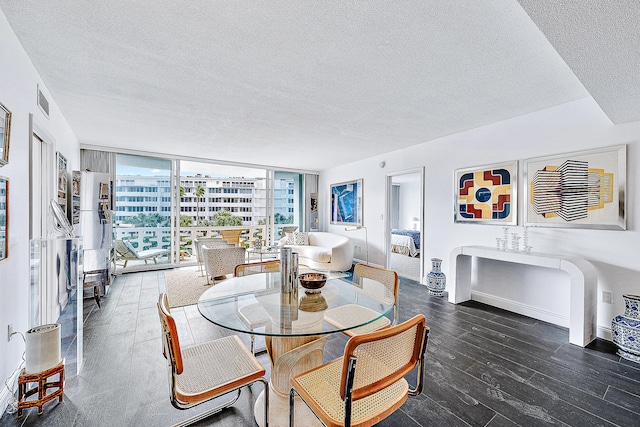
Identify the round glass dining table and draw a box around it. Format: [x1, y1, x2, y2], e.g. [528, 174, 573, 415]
[197, 270, 394, 337]
[196, 270, 394, 427]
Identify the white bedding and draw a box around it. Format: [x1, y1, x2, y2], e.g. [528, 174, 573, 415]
[391, 234, 419, 257]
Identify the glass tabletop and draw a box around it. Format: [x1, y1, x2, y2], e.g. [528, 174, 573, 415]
[197, 271, 394, 337]
[247, 246, 279, 254]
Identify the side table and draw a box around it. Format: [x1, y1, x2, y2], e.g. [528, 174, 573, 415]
[246, 246, 279, 263]
[83, 269, 109, 308]
[17, 360, 64, 418]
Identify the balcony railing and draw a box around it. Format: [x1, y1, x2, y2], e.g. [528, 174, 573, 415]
[113, 224, 293, 265]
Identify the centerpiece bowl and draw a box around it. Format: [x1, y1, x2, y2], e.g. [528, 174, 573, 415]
[298, 273, 327, 293]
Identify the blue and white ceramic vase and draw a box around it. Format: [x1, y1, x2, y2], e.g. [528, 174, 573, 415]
[611, 294, 640, 364]
[427, 258, 446, 297]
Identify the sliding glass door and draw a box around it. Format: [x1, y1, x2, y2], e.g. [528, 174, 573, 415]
[273, 171, 303, 241]
[113, 154, 174, 271]
[177, 161, 268, 264]
[112, 153, 311, 272]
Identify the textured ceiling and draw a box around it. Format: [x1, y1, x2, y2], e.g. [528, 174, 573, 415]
[0, 1, 603, 171]
[518, 0, 640, 124]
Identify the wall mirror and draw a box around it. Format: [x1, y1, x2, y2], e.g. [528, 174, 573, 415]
[50, 199, 73, 237]
[0, 102, 11, 166]
[0, 177, 7, 261]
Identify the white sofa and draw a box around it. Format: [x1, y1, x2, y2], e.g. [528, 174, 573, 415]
[278, 232, 353, 271]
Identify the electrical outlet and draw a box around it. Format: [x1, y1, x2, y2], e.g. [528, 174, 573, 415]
[7, 324, 13, 342]
[602, 291, 613, 304]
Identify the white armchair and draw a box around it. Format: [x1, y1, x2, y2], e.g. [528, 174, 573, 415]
[194, 237, 233, 275]
[201, 245, 246, 284]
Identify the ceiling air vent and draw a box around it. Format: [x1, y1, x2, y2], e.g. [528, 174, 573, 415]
[37, 84, 50, 118]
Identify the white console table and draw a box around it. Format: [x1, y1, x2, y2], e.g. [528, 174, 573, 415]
[449, 246, 597, 347]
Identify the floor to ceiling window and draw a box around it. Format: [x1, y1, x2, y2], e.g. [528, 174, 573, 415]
[112, 153, 309, 272]
[113, 154, 173, 271]
[273, 171, 303, 240]
[177, 161, 269, 264]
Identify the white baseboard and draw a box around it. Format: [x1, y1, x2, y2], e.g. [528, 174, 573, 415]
[0, 359, 24, 415]
[597, 325, 612, 342]
[471, 291, 615, 343]
[471, 290, 570, 328]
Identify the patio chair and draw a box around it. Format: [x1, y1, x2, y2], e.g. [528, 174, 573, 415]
[114, 240, 169, 268]
[234, 260, 280, 354]
[220, 229, 244, 247]
[289, 314, 429, 427]
[323, 263, 398, 337]
[157, 293, 269, 427]
[201, 245, 246, 284]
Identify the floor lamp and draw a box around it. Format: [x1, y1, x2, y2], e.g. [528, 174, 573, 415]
[345, 226, 368, 265]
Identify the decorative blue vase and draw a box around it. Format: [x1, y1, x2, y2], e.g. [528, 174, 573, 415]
[427, 258, 446, 297]
[611, 294, 640, 364]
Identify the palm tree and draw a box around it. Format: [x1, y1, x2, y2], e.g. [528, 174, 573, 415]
[195, 185, 205, 226]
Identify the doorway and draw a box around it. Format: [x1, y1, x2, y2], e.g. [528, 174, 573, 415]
[385, 168, 424, 283]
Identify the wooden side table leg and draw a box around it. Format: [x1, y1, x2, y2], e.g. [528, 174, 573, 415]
[59, 370, 64, 403]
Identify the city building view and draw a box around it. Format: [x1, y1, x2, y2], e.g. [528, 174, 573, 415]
[111, 154, 304, 269]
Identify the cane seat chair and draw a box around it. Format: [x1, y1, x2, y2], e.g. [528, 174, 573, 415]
[234, 260, 281, 354]
[157, 293, 269, 427]
[289, 314, 428, 427]
[234, 259, 281, 277]
[323, 264, 398, 337]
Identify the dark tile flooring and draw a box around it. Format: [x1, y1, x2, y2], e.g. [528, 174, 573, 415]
[3, 269, 640, 426]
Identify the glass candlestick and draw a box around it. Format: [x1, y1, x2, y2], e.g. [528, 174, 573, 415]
[511, 235, 521, 252]
[502, 227, 509, 251]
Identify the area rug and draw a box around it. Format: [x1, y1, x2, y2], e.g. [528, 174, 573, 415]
[164, 265, 211, 308]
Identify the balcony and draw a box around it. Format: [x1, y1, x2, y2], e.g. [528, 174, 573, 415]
[112, 224, 292, 273]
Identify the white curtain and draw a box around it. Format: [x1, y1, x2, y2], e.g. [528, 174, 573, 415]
[80, 149, 116, 183]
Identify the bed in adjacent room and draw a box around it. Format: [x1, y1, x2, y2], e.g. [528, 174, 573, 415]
[391, 229, 420, 257]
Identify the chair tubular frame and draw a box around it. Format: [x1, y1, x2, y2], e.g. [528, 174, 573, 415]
[172, 380, 268, 427]
[289, 315, 429, 427]
[158, 294, 269, 427]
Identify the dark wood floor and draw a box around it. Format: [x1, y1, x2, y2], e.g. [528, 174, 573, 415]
[2, 270, 639, 426]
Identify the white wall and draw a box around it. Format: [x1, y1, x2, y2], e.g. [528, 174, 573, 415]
[320, 97, 639, 341]
[0, 10, 79, 410]
[396, 177, 420, 230]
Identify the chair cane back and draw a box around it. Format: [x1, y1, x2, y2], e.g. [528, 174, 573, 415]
[324, 264, 399, 337]
[234, 260, 280, 354]
[234, 259, 281, 276]
[289, 314, 429, 427]
[157, 293, 269, 427]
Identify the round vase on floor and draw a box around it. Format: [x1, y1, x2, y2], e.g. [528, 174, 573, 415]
[611, 294, 640, 364]
[427, 258, 446, 297]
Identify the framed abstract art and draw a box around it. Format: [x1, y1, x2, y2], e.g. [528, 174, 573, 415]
[524, 145, 626, 230]
[330, 179, 363, 226]
[454, 161, 517, 225]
